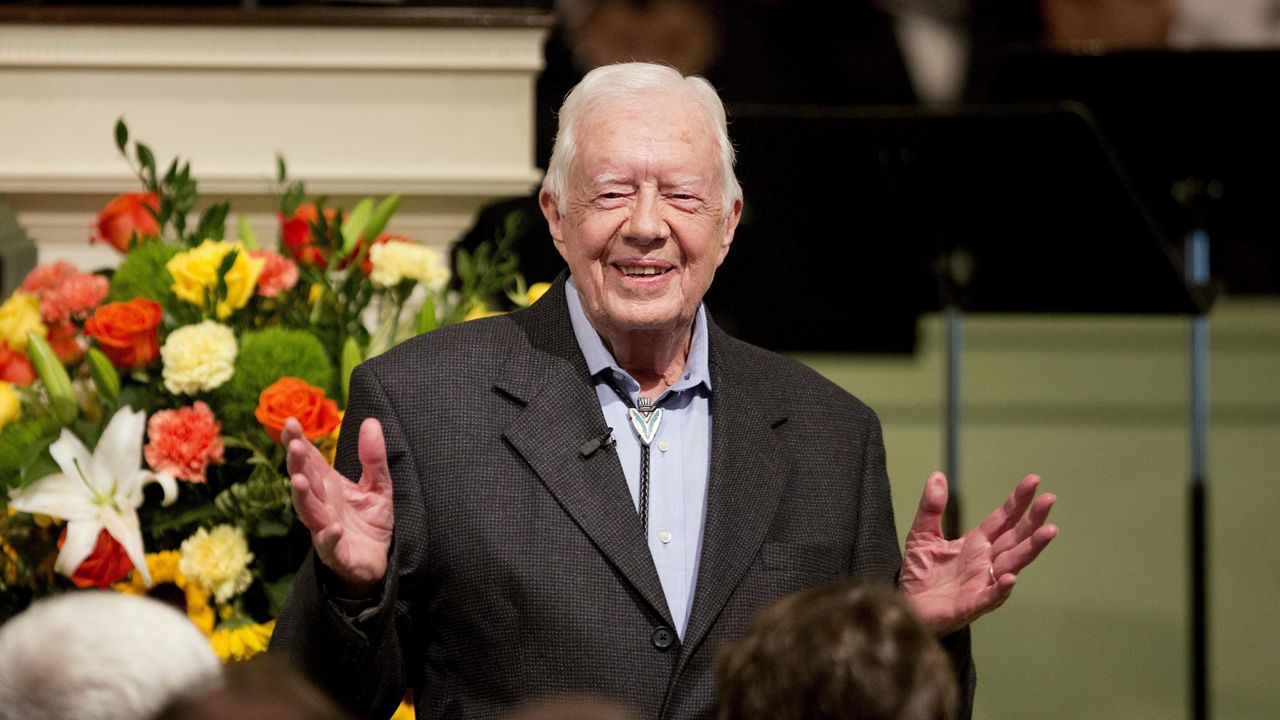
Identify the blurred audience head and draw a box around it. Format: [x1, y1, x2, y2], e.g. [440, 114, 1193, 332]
[503, 694, 639, 720]
[153, 654, 351, 720]
[716, 579, 957, 720]
[1040, 0, 1178, 50]
[0, 590, 222, 720]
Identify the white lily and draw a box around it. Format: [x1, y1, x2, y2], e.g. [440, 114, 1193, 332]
[7, 406, 177, 585]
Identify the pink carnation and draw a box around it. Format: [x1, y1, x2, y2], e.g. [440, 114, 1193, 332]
[144, 402, 225, 483]
[251, 249, 299, 298]
[20, 261, 76, 295]
[40, 273, 109, 324]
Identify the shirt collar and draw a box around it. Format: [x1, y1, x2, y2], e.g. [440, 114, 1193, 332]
[565, 276, 712, 394]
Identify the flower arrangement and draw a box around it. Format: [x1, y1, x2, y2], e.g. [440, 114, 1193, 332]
[0, 120, 545, 664]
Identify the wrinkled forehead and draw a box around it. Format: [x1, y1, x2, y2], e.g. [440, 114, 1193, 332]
[572, 89, 722, 176]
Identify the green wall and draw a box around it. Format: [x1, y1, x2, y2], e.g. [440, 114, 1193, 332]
[795, 298, 1280, 720]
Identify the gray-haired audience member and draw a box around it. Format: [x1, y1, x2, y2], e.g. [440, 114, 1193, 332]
[717, 579, 957, 720]
[0, 591, 222, 720]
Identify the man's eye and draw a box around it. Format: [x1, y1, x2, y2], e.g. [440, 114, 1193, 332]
[599, 192, 625, 200]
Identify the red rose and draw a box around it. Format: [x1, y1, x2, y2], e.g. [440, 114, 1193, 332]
[144, 402, 225, 483]
[57, 527, 134, 589]
[91, 192, 161, 253]
[255, 376, 341, 443]
[279, 204, 337, 267]
[83, 298, 163, 368]
[0, 341, 36, 386]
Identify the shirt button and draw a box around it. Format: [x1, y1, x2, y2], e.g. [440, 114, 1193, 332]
[651, 626, 675, 650]
[659, 531, 672, 544]
[657, 440, 669, 452]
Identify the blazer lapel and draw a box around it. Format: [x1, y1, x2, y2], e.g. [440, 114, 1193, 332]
[678, 325, 790, 658]
[498, 280, 674, 626]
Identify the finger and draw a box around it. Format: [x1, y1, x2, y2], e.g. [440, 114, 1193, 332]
[907, 472, 948, 539]
[281, 417, 305, 450]
[977, 474, 1040, 541]
[994, 523, 1059, 577]
[290, 472, 335, 533]
[991, 492, 1056, 557]
[288, 438, 331, 506]
[357, 418, 392, 495]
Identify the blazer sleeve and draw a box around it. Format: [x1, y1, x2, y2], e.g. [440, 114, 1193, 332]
[271, 363, 424, 720]
[853, 407, 976, 720]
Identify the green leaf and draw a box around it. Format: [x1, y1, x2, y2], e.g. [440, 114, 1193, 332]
[196, 201, 230, 242]
[214, 247, 239, 302]
[341, 198, 375, 254]
[86, 347, 120, 404]
[263, 573, 296, 618]
[114, 118, 128, 154]
[136, 143, 157, 190]
[26, 332, 76, 425]
[361, 194, 401, 247]
[276, 154, 287, 185]
[340, 336, 363, 407]
[163, 157, 179, 186]
[237, 216, 260, 250]
[19, 436, 58, 487]
[415, 296, 439, 335]
[456, 247, 474, 283]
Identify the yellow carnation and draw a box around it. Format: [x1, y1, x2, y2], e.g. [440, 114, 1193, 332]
[166, 240, 265, 319]
[211, 619, 275, 662]
[0, 381, 20, 431]
[161, 321, 238, 395]
[179, 524, 254, 604]
[0, 292, 45, 351]
[369, 242, 450, 291]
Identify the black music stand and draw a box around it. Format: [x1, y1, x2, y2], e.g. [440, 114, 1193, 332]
[719, 100, 1209, 528]
[985, 50, 1280, 720]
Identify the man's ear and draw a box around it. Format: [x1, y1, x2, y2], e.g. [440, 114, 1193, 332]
[717, 197, 743, 265]
[539, 188, 568, 256]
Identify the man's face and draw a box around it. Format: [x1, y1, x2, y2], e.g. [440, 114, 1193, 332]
[541, 91, 741, 341]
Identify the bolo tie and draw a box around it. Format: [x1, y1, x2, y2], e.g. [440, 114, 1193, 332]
[610, 384, 669, 535]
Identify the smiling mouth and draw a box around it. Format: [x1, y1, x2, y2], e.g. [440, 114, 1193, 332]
[617, 265, 671, 277]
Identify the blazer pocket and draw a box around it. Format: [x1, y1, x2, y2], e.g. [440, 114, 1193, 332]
[757, 541, 846, 582]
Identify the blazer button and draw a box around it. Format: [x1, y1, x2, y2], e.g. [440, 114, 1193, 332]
[651, 626, 675, 651]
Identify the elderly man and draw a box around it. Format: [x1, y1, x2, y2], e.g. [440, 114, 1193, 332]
[272, 62, 1057, 720]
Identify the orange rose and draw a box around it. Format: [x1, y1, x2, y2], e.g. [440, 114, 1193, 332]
[46, 322, 84, 365]
[57, 527, 134, 589]
[83, 298, 163, 368]
[255, 377, 341, 443]
[91, 192, 161, 253]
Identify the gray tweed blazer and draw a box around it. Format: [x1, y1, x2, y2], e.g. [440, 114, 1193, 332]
[273, 276, 974, 720]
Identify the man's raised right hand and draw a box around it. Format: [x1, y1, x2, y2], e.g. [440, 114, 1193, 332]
[284, 416, 394, 598]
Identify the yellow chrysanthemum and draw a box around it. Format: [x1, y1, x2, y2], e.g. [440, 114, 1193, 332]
[526, 282, 552, 305]
[391, 699, 416, 720]
[112, 550, 216, 635]
[463, 303, 505, 322]
[0, 292, 45, 351]
[210, 618, 275, 662]
[179, 525, 254, 604]
[0, 381, 20, 432]
[166, 240, 265, 319]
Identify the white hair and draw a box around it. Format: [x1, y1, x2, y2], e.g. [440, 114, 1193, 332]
[542, 62, 742, 212]
[0, 591, 223, 720]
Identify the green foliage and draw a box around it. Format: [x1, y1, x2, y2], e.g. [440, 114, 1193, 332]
[215, 463, 293, 538]
[211, 327, 335, 429]
[0, 419, 58, 492]
[107, 240, 180, 305]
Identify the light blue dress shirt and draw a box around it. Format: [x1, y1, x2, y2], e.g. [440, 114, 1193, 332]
[565, 278, 712, 639]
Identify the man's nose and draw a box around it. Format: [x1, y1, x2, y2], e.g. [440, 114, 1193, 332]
[624, 188, 669, 244]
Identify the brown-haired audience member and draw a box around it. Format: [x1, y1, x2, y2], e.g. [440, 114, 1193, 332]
[717, 579, 957, 720]
[503, 694, 640, 720]
[153, 654, 352, 720]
